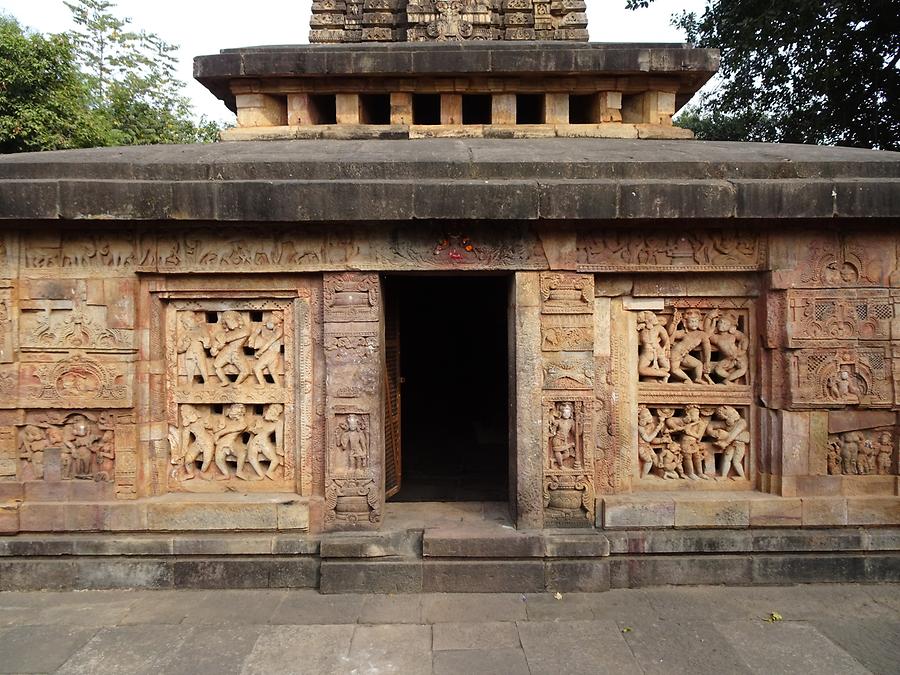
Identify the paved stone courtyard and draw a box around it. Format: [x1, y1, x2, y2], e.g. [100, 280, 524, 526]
[0, 584, 897, 674]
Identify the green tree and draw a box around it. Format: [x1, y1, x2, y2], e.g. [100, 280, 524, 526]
[0, 15, 106, 152]
[629, 1, 900, 150]
[65, 0, 219, 145]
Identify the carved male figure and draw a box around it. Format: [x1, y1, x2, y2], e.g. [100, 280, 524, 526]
[549, 402, 577, 470]
[636, 311, 671, 381]
[828, 369, 861, 401]
[667, 309, 713, 384]
[705, 310, 749, 383]
[251, 313, 284, 386]
[210, 311, 251, 386]
[709, 406, 749, 480]
[827, 439, 842, 475]
[666, 405, 711, 480]
[213, 403, 249, 479]
[179, 404, 216, 479]
[339, 414, 369, 472]
[637, 406, 665, 478]
[177, 313, 210, 384]
[247, 404, 285, 479]
[19, 425, 47, 479]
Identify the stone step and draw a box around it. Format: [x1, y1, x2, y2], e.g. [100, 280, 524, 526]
[320, 529, 421, 559]
[422, 529, 610, 558]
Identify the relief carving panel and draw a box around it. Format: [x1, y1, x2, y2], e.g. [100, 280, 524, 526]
[165, 300, 296, 491]
[637, 405, 750, 481]
[20, 354, 131, 409]
[790, 347, 893, 408]
[786, 290, 893, 346]
[15, 411, 117, 482]
[578, 229, 766, 273]
[826, 428, 896, 476]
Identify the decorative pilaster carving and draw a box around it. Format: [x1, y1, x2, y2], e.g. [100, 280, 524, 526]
[324, 272, 383, 527]
[540, 272, 595, 527]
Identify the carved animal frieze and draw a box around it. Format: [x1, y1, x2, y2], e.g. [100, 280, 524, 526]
[24, 234, 137, 269]
[324, 326, 379, 363]
[636, 405, 750, 482]
[541, 326, 593, 352]
[578, 229, 766, 273]
[157, 228, 323, 272]
[169, 403, 288, 482]
[16, 411, 116, 482]
[386, 229, 540, 270]
[826, 429, 896, 476]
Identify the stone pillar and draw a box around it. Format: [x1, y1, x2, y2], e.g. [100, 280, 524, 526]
[512, 273, 544, 529]
[441, 94, 463, 126]
[336, 94, 362, 125]
[492, 94, 517, 125]
[235, 94, 287, 128]
[545, 94, 570, 125]
[390, 93, 413, 125]
[323, 273, 384, 530]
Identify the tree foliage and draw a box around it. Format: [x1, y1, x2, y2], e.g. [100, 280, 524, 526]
[0, 0, 218, 153]
[630, 0, 900, 150]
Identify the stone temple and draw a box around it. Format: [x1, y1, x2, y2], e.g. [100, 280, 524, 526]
[0, 3, 897, 592]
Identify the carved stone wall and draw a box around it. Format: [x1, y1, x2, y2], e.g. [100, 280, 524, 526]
[323, 272, 384, 528]
[311, 0, 588, 42]
[762, 230, 900, 496]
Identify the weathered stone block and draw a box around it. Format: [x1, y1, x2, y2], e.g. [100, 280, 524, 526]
[18, 503, 66, 532]
[148, 502, 279, 531]
[320, 560, 422, 593]
[544, 560, 610, 592]
[74, 559, 173, 590]
[749, 498, 802, 527]
[611, 555, 752, 588]
[846, 497, 900, 526]
[601, 497, 675, 529]
[0, 503, 19, 534]
[542, 532, 610, 557]
[423, 531, 543, 558]
[423, 560, 545, 593]
[674, 499, 750, 529]
[277, 500, 310, 531]
[172, 536, 273, 556]
[752, 554, 867, 584]
[801, 498, 849, 526]
[267, 557, 320, 589]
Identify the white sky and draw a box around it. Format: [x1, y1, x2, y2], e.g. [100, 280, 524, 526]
[0, 0, 707, 124]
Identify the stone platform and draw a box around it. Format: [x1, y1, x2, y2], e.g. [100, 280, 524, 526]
[1, 503, 897, 593]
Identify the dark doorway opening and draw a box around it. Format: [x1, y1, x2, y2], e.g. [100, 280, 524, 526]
[385, 275, 509, 502]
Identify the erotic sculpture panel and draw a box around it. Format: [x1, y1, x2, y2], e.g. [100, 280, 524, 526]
[637, 405, 750, 481]
[827, 429, 896, 476]
[170, 403, 285, 482]
[637, 308, 749, 386]
[16, 412, 115, 482]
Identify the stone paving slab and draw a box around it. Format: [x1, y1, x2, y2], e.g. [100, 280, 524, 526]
[0, 584, 895, 674]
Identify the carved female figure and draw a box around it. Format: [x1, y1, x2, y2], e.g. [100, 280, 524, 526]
[636, 311, 671, 381]
[637, 406, 665, 478]
[667, 309, 713, 384]
[177, 313, 210, 385]
[246, 404, 285, 479]
[251, 313, 284, 386]
[339, 414, 369, 472]
[876, 432, 893, 475]
[709, 406, 749, 480]
[213, 403, 249, 479]
[210, 311, 251, 387]
[549, 403, 577, 470]
[19, 425, 47, 479]
[179, 404, 216, 479]
[65, 415, 95, 479]
[827, 439, 842, 475]
[94, 430, 116, 482]
[705, 310, 749, 383]
[839, 432, 863, 475]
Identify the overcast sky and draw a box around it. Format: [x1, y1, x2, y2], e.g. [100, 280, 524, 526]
[1, 0, 706, 123]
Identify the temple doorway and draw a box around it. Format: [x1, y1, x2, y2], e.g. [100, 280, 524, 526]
[384, 275, 510, 502]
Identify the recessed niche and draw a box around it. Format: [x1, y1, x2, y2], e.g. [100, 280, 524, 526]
[516, 94, 545, 124]
[463, 94, 492, 125]
[413, 94, 441, 125]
